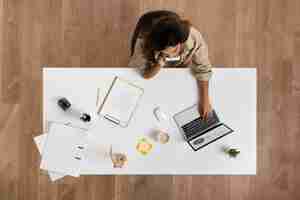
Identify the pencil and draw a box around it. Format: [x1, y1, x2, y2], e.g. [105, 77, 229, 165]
[96, 88, 100, 106]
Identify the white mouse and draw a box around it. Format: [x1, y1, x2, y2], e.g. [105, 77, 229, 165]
[153, 107, 169, 122]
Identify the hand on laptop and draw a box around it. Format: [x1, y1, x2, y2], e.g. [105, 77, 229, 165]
[198, 100, 212, 121]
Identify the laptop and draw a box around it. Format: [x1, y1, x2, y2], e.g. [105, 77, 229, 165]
[173, 104, 233, 151]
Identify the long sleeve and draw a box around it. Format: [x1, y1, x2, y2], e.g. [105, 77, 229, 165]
[189, 28, 213, 81]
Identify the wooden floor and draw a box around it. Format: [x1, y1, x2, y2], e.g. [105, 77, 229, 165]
[0, 0, 300, 199]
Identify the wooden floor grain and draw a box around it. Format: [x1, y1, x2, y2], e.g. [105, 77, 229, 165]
[1, 0, 300, 199]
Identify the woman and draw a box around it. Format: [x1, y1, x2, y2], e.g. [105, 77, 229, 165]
[129, 10, 213, 119]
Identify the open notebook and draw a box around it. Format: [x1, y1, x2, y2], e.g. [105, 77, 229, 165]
[98, 76, 144, 127]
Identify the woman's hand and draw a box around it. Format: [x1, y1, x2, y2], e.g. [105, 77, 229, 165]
[197, 80, 212, 120]
[198, 100, 212, 120]
[143, 53, 165, 79]
[157, 53, 166, 66]
[143, 63, 162, 79]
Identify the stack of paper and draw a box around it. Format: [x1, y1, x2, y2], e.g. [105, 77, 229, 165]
[34, 122, 88, 181]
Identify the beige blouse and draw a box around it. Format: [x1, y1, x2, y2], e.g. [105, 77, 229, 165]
[128, 27, 212, 81]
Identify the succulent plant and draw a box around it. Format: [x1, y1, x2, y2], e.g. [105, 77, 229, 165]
[225, 148, 240, 158]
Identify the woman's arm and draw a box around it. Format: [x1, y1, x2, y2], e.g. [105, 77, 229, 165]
[189, 28, 213, 119]
[197, 80, 212, 120]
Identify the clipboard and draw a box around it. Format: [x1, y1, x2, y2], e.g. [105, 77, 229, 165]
[97, 76, 144, 127]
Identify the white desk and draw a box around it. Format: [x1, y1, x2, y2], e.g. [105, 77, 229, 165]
[43, 68, 256, 175]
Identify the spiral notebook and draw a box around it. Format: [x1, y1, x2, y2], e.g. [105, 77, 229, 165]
[98, 76, 144, 127]
[40, 123, 87, 177]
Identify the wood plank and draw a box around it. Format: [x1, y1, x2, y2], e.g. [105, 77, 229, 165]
[190, 176, 230, 200]
[1, 0, 22, 103]
[0, 103, 20, 200]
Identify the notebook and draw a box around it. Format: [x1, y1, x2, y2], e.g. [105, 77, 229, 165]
[34, 134, 66, 181]
[98, 76, 144, 127]
[40, 123, 87, 177]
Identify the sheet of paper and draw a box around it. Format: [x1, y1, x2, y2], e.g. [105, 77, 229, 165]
[40, 123, 87, 177]
[34, 134, 66, 181]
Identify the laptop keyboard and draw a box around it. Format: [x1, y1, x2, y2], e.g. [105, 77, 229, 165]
[189, 124, 232, 149]
[181, 112, 219, 139]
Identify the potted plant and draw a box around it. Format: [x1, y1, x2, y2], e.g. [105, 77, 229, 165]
[224, 147, 240, 158]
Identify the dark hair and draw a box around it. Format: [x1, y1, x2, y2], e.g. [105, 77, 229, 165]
[130, 11, 190, 63]
[144, 16, 190, 62]
[130, 10, 179, 56]
[147, 18, 190, 51]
